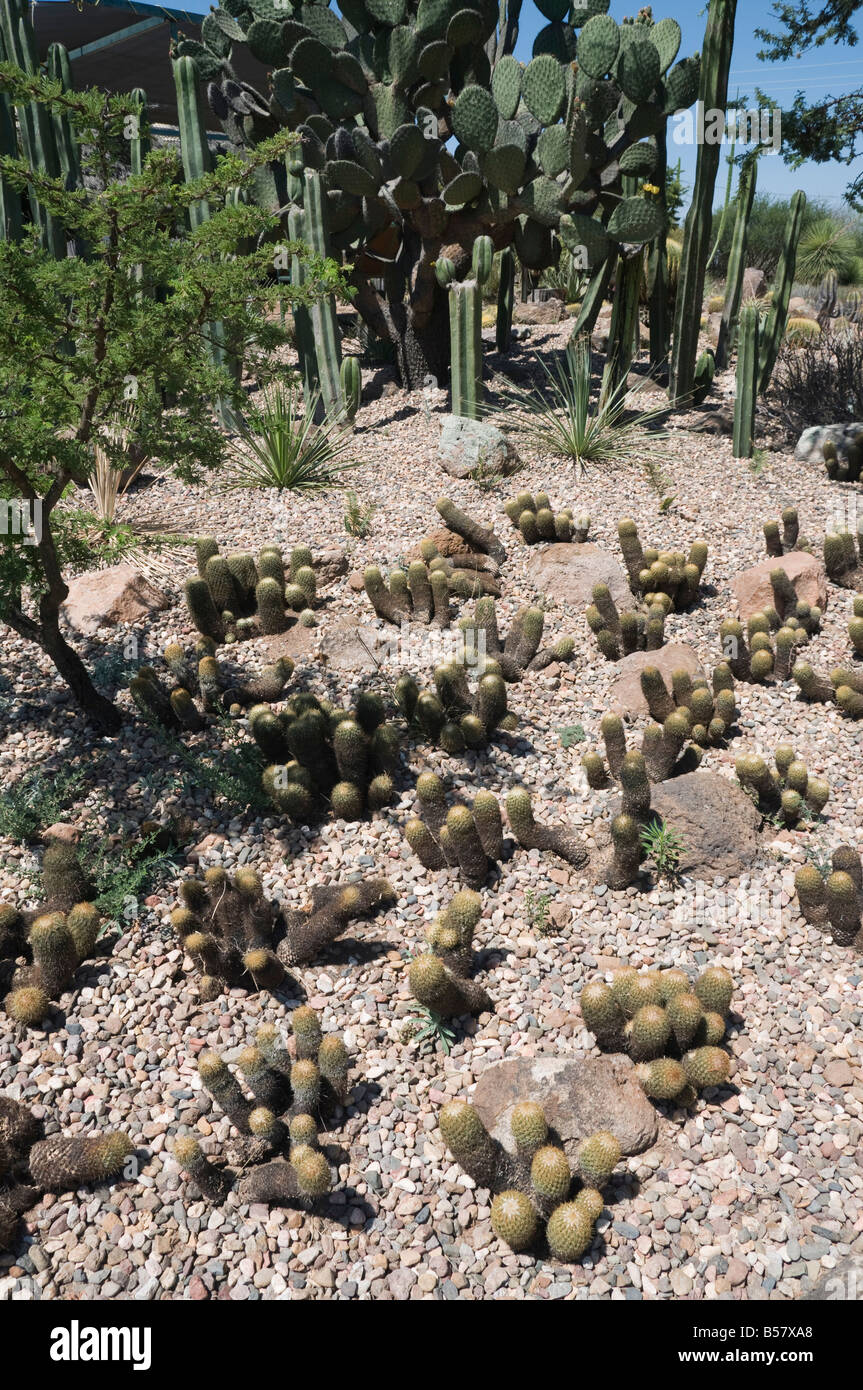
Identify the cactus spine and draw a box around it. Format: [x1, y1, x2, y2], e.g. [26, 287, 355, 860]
[669, 0, 738, 405]
[715, 155, 756, 370]
[732, 304, 759, 459]
[757, 189, 806, 394]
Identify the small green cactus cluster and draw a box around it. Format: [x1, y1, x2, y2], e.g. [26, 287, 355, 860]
[460, 597, 576, 681]
[762, 506, 811, 558]
[583, 697, 707, 792]
[0, 1094, 41, 1252]
[394, 662, 513, 757]
[178, 1009, 351, 1208]
[172, 867, 395, 996]
[579, 965, 735, 1104]
[408, 889, 491, 1017]
[581, 738, 657, 889]
[185, 539, 321, 644]
[793, 630, 863, 717]
[720, 590, 821, 686]
[585, 582, 668, 661]
[617, 518, 708, 613]
[503, 492, 590, 546]
[131, 637, 294, 731]
[735, 746, 830, 826]
[439, 1097, 623, 1262]
[823, 431, 863, 483]
[2, 844, 102, 1029]
[850, 595, 863, 658]
[250, 689, 400, 822]
[823, 525, 863, 587]
[363, 553, 499, 629]
[434, 497, 507, 565]
[404, 772, 588, 887]
[795, 844, 862, 946]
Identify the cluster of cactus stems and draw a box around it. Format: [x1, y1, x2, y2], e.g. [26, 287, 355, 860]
[363, 554, 498, 628]
[586, 582, 668, 661]
[735, 746, 830, 827]
[131, 638, 294, 732]
[823, 432, 863, 484]
[404, 771, 587, 889]
[714, 155, 757, 372]
[720, 589, 822, 686]
[582, 738, 665, 889]
[823, 527, 863, 588]
[177, 1009, 351, 1208]
[579, 965, 734, 1105]
[436, 235, 492, 419]
[408, 888, 491, 1018]
[762, 507, 811, 558]
[395, 662, 514, 756]
[185, 540, 320, 645]
[434, 496, 507, 565]
[504, 492, 590, 547]
[439, 1097, 623, 1262]
[1, 1093, 134, 1251]
[793, 650, 863, 719]
[617, 519, 708, 613]
[2, 843, 103, 1029]
[172, 867, 395, 997]
[250, 689, 400, 822]
[459, 597, 575, 681]
[795, 846, 863, 947]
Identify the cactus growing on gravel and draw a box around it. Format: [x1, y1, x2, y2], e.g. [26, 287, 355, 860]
[731, 301, 759, 460]
[439, 1096, 624, 1262]
[184, 541, 323, 644]
[793, 659, 863, 718]
[585, 583, 668, 661]
[408, 888, 491, 1016]
[362, 554, 498, 627]
[251, 689, 400, 822]
[735, 746, 830, 826]
[178, 1011, 351, 1208]
[720, 589, 821, 686]
[761, 506, 811, 558]
[176, 1, 695, 392]
[822, 526, 863, 588]
[504, 492, 590, 547]
[579, 964, 734, 1104]
[616, 519, 707, 613]
[131, 640, 294, 731]
[395, 661, 514, 756]
[437, 235, 492, 418]
[458, 597, 576, 681]
[2, 873, 104, 1029]
[794, 845, 863, 946]
[822, 431, 863, 484]
[172, 868, 395, 995]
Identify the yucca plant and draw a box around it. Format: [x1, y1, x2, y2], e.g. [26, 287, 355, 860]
[796, 218, 859, 286]
[87, 404, 151, 523]
[225, 381, 357, 491]
[493, 337, 668, 474]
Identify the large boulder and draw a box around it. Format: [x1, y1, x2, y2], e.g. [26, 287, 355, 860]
[795, 422, 863, 463]
[648, 770, 764, 878]
[525, 542, 631, 610]
[437, 415, 521, 481]
[61, 563, 170, 636]
[608, 644, 707, 718]
[732, 550, 828, 622]
[473, 1054, 658, 1161]
[317, 622, 392, 673]
[741, 267, 767, 301]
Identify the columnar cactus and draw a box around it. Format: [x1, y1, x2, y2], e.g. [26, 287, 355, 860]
[495, 247, 515, 355]
[131, 640, 294, 730]
[761, 506, 810, 558]
[503, 491, 589, 546]
[720, 586, 821, 686]
[585, 582, 668, 661]
[362, 554, 497, 628]
[177, 1010, 352, 1208]
[735, 746, 830, 826]
[408, 888, 491, 1016]
[459, 597, 576, 681]
[395, 660, 514, 755]
[579, 964, 735, 1104]
[616, 519, 708, 612]
[757, 189, 806, 395]
[437, 235, 492, 419]
[732, 302, 759, 459]
[794, 845, 862, 947]
[172, 868, 395, 995]
[715, 155, 756, 371]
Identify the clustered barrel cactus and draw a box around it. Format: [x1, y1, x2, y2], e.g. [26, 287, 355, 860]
[617, 519, 708, 612]
[504, 491, 590, 546]
[823, 526, 863, 587]
[403, 771, 587, 887]
[580, 964, 734, 1104]
[735, 745, 830, 827]
[131, 640, 293, 731]
[460, 597, 576, 680]
[761, 507, 810, 559]
[176, 0, 697, 395]
[1, 844, 103, 1029]
[408, 888, 491, 1016]
[581, 740, 656, 888]
[795, 846, 862, 947]
[823, 432, 863, 484]
[178, 1009, 351, 1207]
[172, 866, 395, 996]
[439, 1096, 623, 1261]
[395, 661, 513, 755]
[585, 581, 667, 660]
[0, 1092, 134, 1251]
[249, 689, 400, 820]
[185, 539, 321, 644]
[362, 553, 498, 627]
[721, 589, 822, 686]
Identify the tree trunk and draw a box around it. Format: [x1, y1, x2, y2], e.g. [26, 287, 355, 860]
[39, 607, 122, 734]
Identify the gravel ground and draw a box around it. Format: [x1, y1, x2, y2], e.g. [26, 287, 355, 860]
[1, 322, 861, 1301]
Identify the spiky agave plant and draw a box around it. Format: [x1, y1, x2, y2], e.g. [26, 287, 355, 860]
[224, 381, 358, 491]
[492, 337, 669, 475]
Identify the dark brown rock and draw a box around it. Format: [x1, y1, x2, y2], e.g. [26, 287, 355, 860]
[472, 1053, 658, 1160]
[513, 299, 564, 325]
[648, 770, 764, 877]
[315, 547, 348, 584]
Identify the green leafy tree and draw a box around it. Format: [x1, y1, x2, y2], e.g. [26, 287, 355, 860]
[756, 1, 863, 209]
[0, 65, 344, 732]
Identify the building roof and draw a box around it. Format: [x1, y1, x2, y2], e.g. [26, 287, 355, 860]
[30, 0, 269, 129]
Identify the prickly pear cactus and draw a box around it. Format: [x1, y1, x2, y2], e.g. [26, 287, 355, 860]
[175, 0, 697, 389]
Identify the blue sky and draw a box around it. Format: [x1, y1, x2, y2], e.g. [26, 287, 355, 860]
[44, 0, 863, 209]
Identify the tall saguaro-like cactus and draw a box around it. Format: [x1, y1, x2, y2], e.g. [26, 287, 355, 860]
[715, 155, 757, 371]
[0, 0, 66, 256]
[496, 247, 515, 355]
[669, 0, 738, 406]
[300, 167, 344, 419]
[438, 236, 493, 420]
[757, 189, 806, 394]
[732, 304, 759, 459]
[0, 27, 22, 242]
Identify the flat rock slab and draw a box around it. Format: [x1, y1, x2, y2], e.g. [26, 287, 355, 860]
[649, 769, 763, 877]
[608, 643, 706, 718]
[473, 1054, 658, 1161]
[525, 542, 631, 610]
[732, 549, 828, 622]
[62, 562, 170, 636]
[317, 622, 389, 673]
[262, 622, 316, 663]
